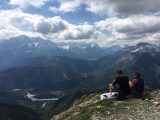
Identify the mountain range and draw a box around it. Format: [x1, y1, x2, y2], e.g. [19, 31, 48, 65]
[0, 37, 160, 96]
[56, 42, 125, 59]
[0, 35, 72, 70]
[0, 35, 160, 120]
[0, 35, 125, 70]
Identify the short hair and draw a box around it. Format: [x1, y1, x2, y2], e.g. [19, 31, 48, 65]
[117, 70, 123, 75]
[134, 72, 141, 77]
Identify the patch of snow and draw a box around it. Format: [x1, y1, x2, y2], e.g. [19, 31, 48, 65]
[18, 44, 25, 48]
[28, 43, 32, 48]
[60, 66, 70, 80]
[26, 51, 35, 53]
[42, 103, 46, 108]
[61, 45, 70, 50]
[131, 48, 140, 53]
[120, 45, 125, 48]
[131, 44, 157, 53]
[123, 48, 130, 51]
[79, 47, 86, 49]
[91, 44, 96, 47]
[34, 42, 39, 47]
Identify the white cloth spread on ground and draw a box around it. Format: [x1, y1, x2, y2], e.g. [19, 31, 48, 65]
[100, 92, 118, 100]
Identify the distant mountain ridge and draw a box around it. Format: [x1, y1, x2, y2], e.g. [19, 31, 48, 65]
[0, 35, 73, 70]
[56, 42, 125, 58]
[0, 42, 160, 93]
[0, 35, 125, 70]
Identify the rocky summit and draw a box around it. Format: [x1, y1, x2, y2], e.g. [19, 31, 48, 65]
[52, 90, 160, 120]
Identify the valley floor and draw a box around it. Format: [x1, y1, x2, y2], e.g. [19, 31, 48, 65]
[52, 90, 160, 120]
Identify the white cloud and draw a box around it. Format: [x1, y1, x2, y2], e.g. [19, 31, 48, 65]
[9, 0, 49, 8]
[53, 0, 160, 15]
[0, 25, 22, 39]
[0, 9, 68, 34]
[32, 17, 68, 34]
[58, 0, 82, 12]
[0, 9, 66, 39]
[1, 0, 160, 47]
[49, 0, 83, 13]
[59, 24, 103, 40]
[95, 14, 160, 40]
[0, 9, 104, 42]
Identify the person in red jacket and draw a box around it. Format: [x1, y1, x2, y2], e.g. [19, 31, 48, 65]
[131, 72, 144, 97]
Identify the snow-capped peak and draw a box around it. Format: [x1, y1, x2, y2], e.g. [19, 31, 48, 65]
[131, 43, 157, 53]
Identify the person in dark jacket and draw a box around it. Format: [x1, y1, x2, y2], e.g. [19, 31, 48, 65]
[131, 72, 144, 97]
[109, 70, 132, 100]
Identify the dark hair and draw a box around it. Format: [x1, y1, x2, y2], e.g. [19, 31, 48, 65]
[117, 70, 123, 75]
[134, 72, 141, 77]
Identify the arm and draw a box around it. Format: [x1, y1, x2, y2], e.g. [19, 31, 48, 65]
[129, 81, 132, 88]
[109, 79, 117, 92]
[109, 84, 114, 92]
[131, 79, 138, 89]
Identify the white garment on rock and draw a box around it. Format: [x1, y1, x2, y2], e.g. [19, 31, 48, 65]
[100, 92, 118, 100]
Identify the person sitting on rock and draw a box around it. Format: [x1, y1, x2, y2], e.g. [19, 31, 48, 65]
[131, 72, 144, 98]
[109, 70, 132, 100]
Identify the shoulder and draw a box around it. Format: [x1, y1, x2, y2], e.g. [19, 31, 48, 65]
[138, 77, 144, 82]
[115, 77, 120, 81]
[136, 77, 144, 81]
[133, 78, 138, 83]
[115, 76, 129, 80]
[123, 76, 129, 79]
[122, 76, 129, 80]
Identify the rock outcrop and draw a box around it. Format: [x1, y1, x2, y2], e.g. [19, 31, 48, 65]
[52, 90, 160, 120]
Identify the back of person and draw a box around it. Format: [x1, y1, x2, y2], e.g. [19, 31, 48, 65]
[131, 72, 145, 97]
[134, 77, 144, 93]
[115, 76, 130, 95]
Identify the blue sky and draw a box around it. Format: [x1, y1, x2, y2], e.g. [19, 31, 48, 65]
[0, 0, 160, 47]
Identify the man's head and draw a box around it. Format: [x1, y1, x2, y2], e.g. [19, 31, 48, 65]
[117, 70, 123, 77]
[134, 72, 141, 78]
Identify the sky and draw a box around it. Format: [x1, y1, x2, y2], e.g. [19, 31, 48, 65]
[0, 0, 160, 47]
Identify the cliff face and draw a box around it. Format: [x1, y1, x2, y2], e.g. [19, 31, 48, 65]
[51, 90, 160, 120]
